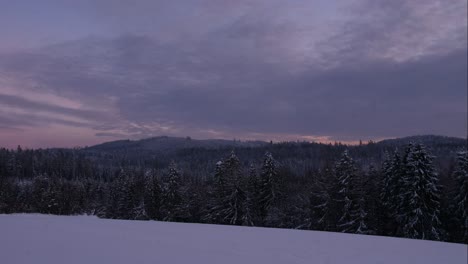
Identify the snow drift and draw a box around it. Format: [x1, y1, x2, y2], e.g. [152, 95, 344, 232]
[1, 214, 466, 264]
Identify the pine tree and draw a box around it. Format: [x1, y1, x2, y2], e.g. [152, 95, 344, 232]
[355, 196, 371, 235]
[334, 150, 368, 233]
[116, 170, 134, 219]
[380, 150, 404, 235]
[214, 160, 227, 200]
[84, 180, 106, 216]
[221, 151, 246, 225]
[307, 168, 335, 231]
[398, 143, 442, 240]
[31, 175, 61, 214]
[258, 152, 281, 225]
[185, 185, 206, 223]
[363, 165, 380, 234]
[0, 175, 15, 213]
[205, 152, 250, 225]
[243, 164, 259, 226]
[94, 182, 108, 217]
[204, 160, 227, 223]
[453, 151, 468, 243]
[105, 176, 120, 219]
[105, 168, 140, 219]
[144, 170, 162, 220]
[6, 151, 17, 177]
[161, 162, 184, 222]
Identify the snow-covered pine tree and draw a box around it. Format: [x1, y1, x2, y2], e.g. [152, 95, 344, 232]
[205, 151, 249, 225]
[185, 184, 206, 223]
[118, 170, 136, 219]
[242, 163, 259, 226]
[204, 160, 227, 223]
[104, 177, 120, 219]
[453, 151, 468, 243]
[307, 167, 335, 231]
[219, 151, 246, 225]
[94, 182, 108, 217]
[0, 175, 15, 213]
[258, 152, 281, 225]
[214, 160, 227, 200]
[161, 162, 184, 222]
[85, 180, 107, 216]
[398, 143, 442, 240]
[128, 171, 147, 220]
[380, 150, 404, 235]
[144, 169, 162, 220]
[104, 168, 141, 219]
[362, 165, 380, 234]
[31, 174, 61, 214]
[335, 150, 369, 234]
[355, 195, 371, 235]
[6, 151, 17, 177]
[224, 184, 246, 225]
[113, 169, 131, 219]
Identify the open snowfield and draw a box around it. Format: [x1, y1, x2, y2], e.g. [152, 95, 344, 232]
[0, 214, 466, 264]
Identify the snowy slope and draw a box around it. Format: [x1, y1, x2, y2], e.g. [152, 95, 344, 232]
[1, 214, 466, 264]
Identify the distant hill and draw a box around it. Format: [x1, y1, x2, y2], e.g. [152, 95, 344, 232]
[88, 134, 466, 153]
[82, 135, 467, 167]
[86, 136, 268, 153]
[376, 135, 466, 147]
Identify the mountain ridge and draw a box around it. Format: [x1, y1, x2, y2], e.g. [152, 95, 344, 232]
[86, 135, 268, 153]
[85, 134, 466, 153]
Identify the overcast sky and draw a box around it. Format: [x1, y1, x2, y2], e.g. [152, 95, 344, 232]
[0, 0, 466, 148]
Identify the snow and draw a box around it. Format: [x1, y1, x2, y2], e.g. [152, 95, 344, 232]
[1, 214, 466, 264]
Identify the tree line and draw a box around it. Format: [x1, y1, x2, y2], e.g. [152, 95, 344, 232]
[0, 143, 466, 244]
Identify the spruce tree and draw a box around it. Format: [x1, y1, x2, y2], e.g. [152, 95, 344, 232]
[308, 168, 335, 231]
[0, 176, 15, 213]
[258, 152, 281, 225]
[161, 162, 184, 222]
[355, 196, 371, 234]
[105, 169, 138, 219]
[243, 164, 259, 226]
[380, 150, 404, 235]
[144, 170, 162, 220]
[453, 151, 468, 243]
[334, 150, 368, 233]
[398, 143, 442, 240]
[31, 175, 60, 214]
[206, 151, 247, 225]
[205, 160, 227, 223]
[105, 176, 121, 219]
[363, 165, 380, 234]
[221, 151, 246, 225]
[116, 170, 135, 219]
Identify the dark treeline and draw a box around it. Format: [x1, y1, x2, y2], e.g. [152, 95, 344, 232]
[0, 137, 466, 244]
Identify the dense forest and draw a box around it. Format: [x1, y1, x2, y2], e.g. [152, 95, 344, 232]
[0, 135, 466, 244]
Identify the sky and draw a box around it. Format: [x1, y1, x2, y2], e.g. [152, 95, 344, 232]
[0, 0, 466, 148]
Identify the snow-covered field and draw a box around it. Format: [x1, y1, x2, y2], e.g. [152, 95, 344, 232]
[0, 214, 466, 264]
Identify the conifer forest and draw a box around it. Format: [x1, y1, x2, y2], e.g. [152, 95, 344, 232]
[0, 135, 466, 244]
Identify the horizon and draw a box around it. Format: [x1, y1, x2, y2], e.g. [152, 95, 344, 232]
[1, 133, 465, 150]
[0, 0, 467, 148]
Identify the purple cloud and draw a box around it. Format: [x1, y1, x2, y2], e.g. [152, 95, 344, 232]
[0, 0, 466, 148]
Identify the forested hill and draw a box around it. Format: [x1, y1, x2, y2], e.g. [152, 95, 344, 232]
[0, 135, 466, 181]
[79, 135, 466, 174]
[87, 135, 465, 154]
[86, 136, 268, 153]
[377, 135, 466, 147]
[86, 135, 466, 156]
[0, 135, 467, 244]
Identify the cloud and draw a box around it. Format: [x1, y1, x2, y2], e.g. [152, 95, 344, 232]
[0, 0, 466, 147]
[317, 0, 467, 66]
